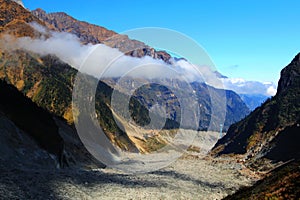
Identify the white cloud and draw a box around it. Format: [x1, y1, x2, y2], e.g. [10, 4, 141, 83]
[1, 22, 224, 87]
[1, 23, 95, 69]
[266, 85, 277, 96]
[229, 78, 246, 84]
[0, 22, 277, 97]
[221, 77, 277, 96]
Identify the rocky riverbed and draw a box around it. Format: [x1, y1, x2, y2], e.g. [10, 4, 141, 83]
[0, 155, 257, 200]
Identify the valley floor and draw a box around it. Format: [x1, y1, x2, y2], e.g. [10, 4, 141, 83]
[0, 156, 257, 200]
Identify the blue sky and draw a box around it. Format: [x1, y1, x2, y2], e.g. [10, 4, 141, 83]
[23, 0, 300, 84]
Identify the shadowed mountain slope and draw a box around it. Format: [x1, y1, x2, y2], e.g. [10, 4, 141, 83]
[212, 53, 300, 162]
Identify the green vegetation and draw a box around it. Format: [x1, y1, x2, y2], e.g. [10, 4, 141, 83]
[143, 136, 166, 152]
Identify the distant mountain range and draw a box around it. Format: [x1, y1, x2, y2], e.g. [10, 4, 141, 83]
[238, 93, 269, 111]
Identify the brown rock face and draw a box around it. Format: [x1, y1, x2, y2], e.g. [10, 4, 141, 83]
[31, 8, 116, 44]
[31, 8, 172, 63]
[0, 0, 43, 38]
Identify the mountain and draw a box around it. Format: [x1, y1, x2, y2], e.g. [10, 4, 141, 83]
[211, 53, 300, 168]
[239, 93, 269, 111]
[191, 82, 249, 130]
[31, 8, 172, 63]
[31, 8, 116, 44]
[0, 49, 143, 151]
[0, 0, 43, 37]
[104, 78, 250, 131]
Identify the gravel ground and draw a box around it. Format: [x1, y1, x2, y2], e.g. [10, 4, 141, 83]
[0, 156, 256, 200]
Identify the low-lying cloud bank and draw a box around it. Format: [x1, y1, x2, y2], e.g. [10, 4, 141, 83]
[0, 22, 277, 96]
[1, 23, 96, 69]
[2, 23, 219, 84]
[221, 77, 277, 96]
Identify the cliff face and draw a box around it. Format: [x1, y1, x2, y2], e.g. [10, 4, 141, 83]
[211, 53, 300, 166]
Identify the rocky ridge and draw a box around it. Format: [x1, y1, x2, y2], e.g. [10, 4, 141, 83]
[31, 8, 172, 63]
